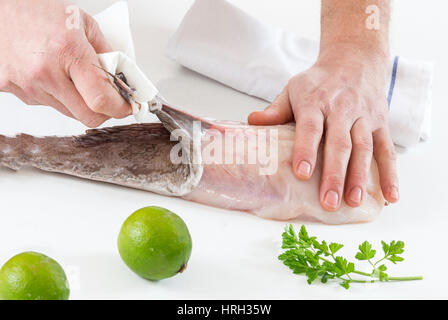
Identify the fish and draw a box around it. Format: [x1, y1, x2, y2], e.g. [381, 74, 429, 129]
[0, 103, 385, 224]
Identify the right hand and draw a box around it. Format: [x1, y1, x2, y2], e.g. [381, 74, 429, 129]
[0, 0, 131, 127]
[248, 48, 398, 211]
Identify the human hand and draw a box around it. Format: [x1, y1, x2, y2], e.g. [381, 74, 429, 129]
[248, 49, 398, 211]
[0, 0, 130, 127]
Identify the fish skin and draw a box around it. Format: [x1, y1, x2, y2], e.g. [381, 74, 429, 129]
[0, 123, 196, 196]
[0, 107, 384, 224]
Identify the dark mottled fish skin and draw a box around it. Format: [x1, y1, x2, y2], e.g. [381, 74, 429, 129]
[0, 123, 195, 196]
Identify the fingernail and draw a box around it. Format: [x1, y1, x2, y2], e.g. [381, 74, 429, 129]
[349, 187, 362, 203]
[297, 161, 311, 178]
[324, 190, 339, 209]
[390, 186, 399, 201]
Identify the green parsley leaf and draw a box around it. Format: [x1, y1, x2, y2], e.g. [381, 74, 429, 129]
[387, 255, 405, 264]
[279, 225, 422, 289]
[355, 241, 376, 261]
[340, 280, 351, 289]
[329, 243, 344, 255]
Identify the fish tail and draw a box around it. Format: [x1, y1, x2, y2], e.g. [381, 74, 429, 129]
[0, 134, 42, 170]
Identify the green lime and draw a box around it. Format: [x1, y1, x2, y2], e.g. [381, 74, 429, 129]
[0, 252, 70, 300]
[118, 206, 192, 281]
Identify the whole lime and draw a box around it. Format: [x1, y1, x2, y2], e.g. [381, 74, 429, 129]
[0, 252, 70, 300]
[118, 206, 192, 281]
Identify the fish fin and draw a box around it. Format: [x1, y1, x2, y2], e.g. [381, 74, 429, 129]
[74, 123, 170, 147]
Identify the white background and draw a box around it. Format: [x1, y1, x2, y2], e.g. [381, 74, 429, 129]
[0, 0, 447, 299]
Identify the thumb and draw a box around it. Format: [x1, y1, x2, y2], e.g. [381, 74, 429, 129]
[67, 43, 131, 119]
[64, 12, 131, 119]
[248, 88, 293, 125]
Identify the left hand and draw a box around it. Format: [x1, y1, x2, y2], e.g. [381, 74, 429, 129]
[0, 0, 130, 127]
[248, 49, 398, 211]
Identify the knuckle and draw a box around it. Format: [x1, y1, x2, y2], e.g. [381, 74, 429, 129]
[354, 116, 370, 129]
[383, 146, 397, 161]
[353, 135, 373, 153]
[348, 171, 368, 184]
[56, 32, 81, 52]
[375, 112, 388, 125]
[322, 173, 345, 187]
[27, 63, 49, 83]
[90, 94, 109, 114]
[55, 35, 86, 70]
[376, 139, 397, 161]
[341, 87, 359, 103]
[313, 88, 329, 101]
[308, 90, 331, 112]
[335, 95, 353, 109]
[330, 136, 352, 153]
[300, 117, 322, 136]
[294, 146, 315, 161]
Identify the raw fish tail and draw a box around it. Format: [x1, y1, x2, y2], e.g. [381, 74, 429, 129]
[0, 133, 62, 170]
[0, 123, 201, 196]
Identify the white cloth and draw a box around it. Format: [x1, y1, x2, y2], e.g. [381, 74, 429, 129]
[94, 1, 159, 123]
[93, 1, 135, 60]
[166, 0, 434, 148]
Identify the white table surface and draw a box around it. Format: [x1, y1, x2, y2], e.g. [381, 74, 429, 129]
[0, 0, 446, 300]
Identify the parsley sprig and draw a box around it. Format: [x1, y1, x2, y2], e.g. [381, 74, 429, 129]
[279, 225, 423, 289]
